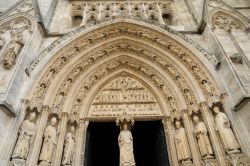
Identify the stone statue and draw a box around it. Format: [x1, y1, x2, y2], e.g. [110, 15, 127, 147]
[118, 122, 135, 166]
[62, 126, 76, 165]
[1, 33, 24, 69]
[174, 120, 192, 163]
[213, 106, 240, 154]
[193, 115, 213, 158]
[11, 112, 36, 160]
[39, 117, 58, 165]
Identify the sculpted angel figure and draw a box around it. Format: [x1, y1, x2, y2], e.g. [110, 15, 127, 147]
[174, 120, 192, 163]
[39, 117, 58, 165]
[62, 126, 76, 165]
[213, 106, 240, 154]
[118, 122, 135, 166]
[12, 112, 36, 160]
[193, 115, 213, 158]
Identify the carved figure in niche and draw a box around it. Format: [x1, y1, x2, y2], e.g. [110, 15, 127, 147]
[11, 112, 36, 160]
[213, 106, 240, 154]
[118, 122, 135, 166]
[230, 54, 243, 64]
[39, 117, 58, 165]
[174, 120, 192, 163]
[193, 115, 213, 159]
[201, 80, 213, 96]
[36, 83, 46, 99]
[43, 68, 55, 83]
[1, 33, 24, 69]
[0, 37, 5, 50]
[62, 126, 76, 165]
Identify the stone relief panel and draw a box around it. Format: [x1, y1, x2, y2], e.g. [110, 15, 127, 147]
[89, 75, 161, 117]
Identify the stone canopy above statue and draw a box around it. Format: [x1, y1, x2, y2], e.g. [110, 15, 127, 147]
[88, 75, 161, 117]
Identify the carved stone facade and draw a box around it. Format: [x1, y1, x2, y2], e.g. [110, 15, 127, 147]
[0, 0, 250, 166]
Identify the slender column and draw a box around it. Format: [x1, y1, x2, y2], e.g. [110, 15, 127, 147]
[181, 109, 201, 165]
[73, 119, 88, 166]
[52, 112, 69, 166]
[200, 102, 226, 166]
[162, 117, 178, 166]
[26, 106, 50, 166]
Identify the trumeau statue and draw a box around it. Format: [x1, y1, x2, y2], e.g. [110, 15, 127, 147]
[39, 117, 58, 165]
[118, 122, 135, 166]
[62, 126, 76, 165]
[1, 33, 24, 69]
[213, 106, 241, 154]
[193, 115, 214, 159]
[116, 113, 136, 166]
[11, 112, 36, 160]
[174, 120, 192, 163]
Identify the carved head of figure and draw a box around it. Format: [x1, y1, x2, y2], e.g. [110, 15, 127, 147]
[123, 122, 128, 131]
[212, 106, 220, 114]
[193, 115, 200, 124]
[50, 117, 57, 126]
[70, 126, 76, 133]
[175, 120, 181, 129]
[29, 112, 36, 122]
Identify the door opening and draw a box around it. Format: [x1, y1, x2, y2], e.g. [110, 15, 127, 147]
[84, 121, 170, 166]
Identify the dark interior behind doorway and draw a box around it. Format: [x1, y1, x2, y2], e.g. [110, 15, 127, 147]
[84, 121, 170, 166]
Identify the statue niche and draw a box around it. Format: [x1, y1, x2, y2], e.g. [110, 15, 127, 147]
[174, 120, 192, 164]
[1, 33, 24, 69]
[11, 112, 36, 162]
[39, 117, 58, 165]
[62, 125, 76, 165]
[212, 105, 241, 154]
[192, 115, 213, 159]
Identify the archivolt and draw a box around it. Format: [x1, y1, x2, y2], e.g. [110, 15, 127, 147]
[28, 21, 222, 118]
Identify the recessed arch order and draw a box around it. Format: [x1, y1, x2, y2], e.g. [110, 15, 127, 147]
[27, 19, 224, 119]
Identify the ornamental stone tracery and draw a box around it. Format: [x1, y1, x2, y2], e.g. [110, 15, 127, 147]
[70, 1, 173, 26]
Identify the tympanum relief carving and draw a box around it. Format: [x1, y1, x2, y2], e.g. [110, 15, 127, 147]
[89, 75, 161, 117]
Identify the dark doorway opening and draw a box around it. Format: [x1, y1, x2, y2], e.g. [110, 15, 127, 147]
[84, 121, 170, 166]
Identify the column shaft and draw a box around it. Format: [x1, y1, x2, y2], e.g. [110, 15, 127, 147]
[52, 112, 69, 166]
[182, 110, 201, 166]
[200, 103, 226, 166]
[26, 106, 50, 166]
[162, 117, 179, 166]
[73, 120, 88, 166]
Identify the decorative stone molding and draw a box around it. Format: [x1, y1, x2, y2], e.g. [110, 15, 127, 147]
[211, 12, 247, 31]
[26, 19, 219, 74]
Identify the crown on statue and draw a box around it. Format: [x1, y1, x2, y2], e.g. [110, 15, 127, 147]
[116, 112, 134, 126]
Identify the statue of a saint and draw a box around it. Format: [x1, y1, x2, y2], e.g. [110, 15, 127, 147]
[193, 115, 213, 158]
[213, 106, 240, 154]
[174, 120, 192, 163]
[1, 33, 24, 69]
[118, 122, 135, 166]
[11, 112, 36, 160]
[62, 126, 76, 165]
[39, 117, 58, 165]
